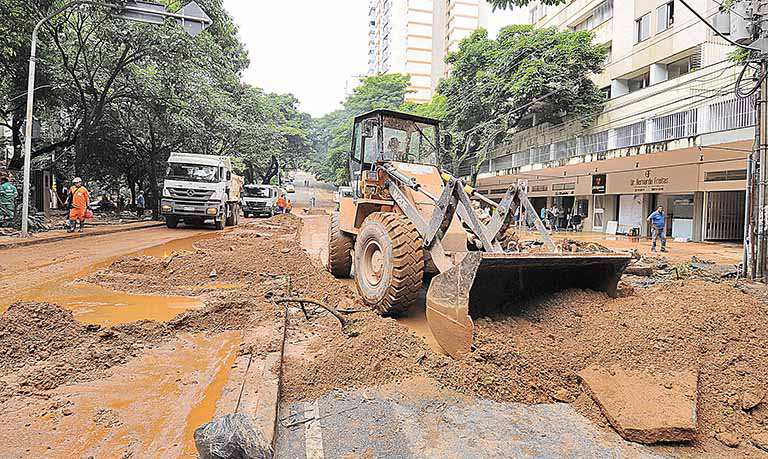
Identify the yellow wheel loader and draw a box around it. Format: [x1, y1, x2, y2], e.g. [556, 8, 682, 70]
[327, 109, 631, 358]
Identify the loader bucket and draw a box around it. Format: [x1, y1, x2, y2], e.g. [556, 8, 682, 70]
[425, 252, 632, 358]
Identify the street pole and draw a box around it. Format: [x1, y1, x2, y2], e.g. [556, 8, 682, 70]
[18, 0, 211, 236]
[759, 61, 768, 281]
[20, 23, 42, 236]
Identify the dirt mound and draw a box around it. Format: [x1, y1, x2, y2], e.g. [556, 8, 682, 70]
[282, 312, 425, 401]
[0, 302, 167, 400]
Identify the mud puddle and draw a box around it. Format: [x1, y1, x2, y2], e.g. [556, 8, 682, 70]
[4, 231, 220, 324]
[397, 302, 443, 354]
[0, 332, 241, 458]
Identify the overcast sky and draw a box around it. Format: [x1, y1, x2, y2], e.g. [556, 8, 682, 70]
[222, 1, 526, 118]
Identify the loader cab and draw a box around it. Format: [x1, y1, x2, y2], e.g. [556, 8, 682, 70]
[349, 110, 441, 198]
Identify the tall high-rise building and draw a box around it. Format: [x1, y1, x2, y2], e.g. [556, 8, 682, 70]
[367, 0, 491, 103]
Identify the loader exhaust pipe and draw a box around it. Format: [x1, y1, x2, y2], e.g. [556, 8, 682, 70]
[426, 252, 632, 358]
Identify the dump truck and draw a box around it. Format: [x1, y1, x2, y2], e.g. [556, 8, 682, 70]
[326, 109, 632, 358]
[161, 153, 243, 230]
[241, 184, 279, 218]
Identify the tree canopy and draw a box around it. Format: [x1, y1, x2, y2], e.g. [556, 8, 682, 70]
[486, 0, 565, 10]
[0, 0, 310, 211]
[438, 25, 608, 180]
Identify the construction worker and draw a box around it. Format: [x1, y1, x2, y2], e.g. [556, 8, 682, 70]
[67, 177, 90, 233]
[276, 193, 287, 214]
[136, 191, 146, 218]
[286, 199, 293, 214]
[0, 175, 18, 225]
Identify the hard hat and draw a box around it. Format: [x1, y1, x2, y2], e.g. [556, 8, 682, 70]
[73, 177, 82, 183]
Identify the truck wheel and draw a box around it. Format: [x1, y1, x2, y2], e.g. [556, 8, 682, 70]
[225, 205, 235, 227]
[327, 213, 353, 278]
[165, 216, 179, 229]
[354, 212, 423, 315]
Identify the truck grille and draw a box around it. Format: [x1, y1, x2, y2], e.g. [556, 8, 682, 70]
[167, 187, 214, 200]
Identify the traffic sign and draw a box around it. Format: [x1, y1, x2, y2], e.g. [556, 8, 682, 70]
[116, 1, 166, 25]
[175, 1, 212, 37]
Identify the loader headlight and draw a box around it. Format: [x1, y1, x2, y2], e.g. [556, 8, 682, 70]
[206, 207, 218, 215]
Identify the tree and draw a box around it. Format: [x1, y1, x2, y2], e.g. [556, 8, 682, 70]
[438, 25, 607, 182]
[312, 74, 411, 184]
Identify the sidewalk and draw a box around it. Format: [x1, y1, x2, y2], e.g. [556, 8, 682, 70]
[0, 220, 164, 250]
[518, 228, 743, 265]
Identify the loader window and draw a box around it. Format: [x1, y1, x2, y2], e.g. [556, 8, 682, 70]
[380, 117, 438, 165]
[353, 118, 378, 163]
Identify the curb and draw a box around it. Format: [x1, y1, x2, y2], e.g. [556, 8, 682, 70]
[0, 222, 165, 250]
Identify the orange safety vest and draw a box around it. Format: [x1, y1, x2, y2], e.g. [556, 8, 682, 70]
[276, 196, 287, 208]
[68, 186, 90, 220]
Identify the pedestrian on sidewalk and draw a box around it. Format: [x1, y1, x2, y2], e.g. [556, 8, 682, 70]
[67, 177, 90, 233]
[0, 175, 18, 225]
[136, 191, 146, 219]
[647, 205, 667, 253]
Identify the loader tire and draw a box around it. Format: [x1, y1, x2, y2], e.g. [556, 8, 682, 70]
[354, 212, 423, 315]
[327, 213, 353, 278]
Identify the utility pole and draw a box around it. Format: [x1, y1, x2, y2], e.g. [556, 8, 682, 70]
[19, 1, 211, 236]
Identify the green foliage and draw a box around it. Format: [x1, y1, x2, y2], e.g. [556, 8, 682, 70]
[400, 94, 447, 120]
[311, 74, 411, 184]
[0, 0, 309, 209]
[438, 25, 607, 181]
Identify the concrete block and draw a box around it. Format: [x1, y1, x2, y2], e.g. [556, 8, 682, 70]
[579, 365, 698, 444]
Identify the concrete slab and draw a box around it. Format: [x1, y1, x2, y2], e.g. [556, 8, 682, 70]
[579, 366, 698, 444]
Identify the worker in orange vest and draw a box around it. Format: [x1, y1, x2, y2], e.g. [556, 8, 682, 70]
[276, 194, 287, 214]
[66, 177, 90, 233]
[286, 199, 293, 214]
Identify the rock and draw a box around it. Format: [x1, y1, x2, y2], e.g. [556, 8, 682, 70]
[752, 432, 768, 452]
[553, 388, 573, 403]
[61, 408, 73, 416]
[741, 391, 764, 411]
[624, 264, 655, 276]
[280, 248, 291, 254]
[579, 366, 698, 444]
[209, 269, 217, 278]
[716, 431, 740, 448]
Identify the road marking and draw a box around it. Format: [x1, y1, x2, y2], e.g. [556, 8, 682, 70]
[305, 400, 324, 459]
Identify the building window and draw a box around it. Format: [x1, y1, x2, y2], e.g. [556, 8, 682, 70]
[657, 2, 675, 33]
[704, 170, 747, 182]
[615, 121, 646, 148]
[554, 138, 579, 160]
[708, 95, 756, 132]
[581, 131, 609, 155]
[635, 13, 651, 43]
[628, 72, 650, 92]
[651, 109, 698, 141]
[530, 145, 551, 164]
[572, 0, 613, 32]
[667, 55, 695, 79]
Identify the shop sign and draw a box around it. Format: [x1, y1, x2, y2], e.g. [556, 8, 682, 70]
[630, 170, 669, 192]
[592, 174, 606, 194]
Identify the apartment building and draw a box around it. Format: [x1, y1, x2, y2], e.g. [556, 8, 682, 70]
[476, 0, 749, 243]
[367, 0, 490, 102]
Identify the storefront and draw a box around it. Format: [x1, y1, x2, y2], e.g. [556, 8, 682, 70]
[478, 140, 751, 242]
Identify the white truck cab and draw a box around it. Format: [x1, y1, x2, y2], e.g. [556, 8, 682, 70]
[241, 184, 279, 218]
[161, 153, 242, 230]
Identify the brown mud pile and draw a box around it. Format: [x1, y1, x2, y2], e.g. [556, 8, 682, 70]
[283, 276, 768, 455]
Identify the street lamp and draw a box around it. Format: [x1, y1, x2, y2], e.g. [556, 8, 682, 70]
[20, 0, 212, 236]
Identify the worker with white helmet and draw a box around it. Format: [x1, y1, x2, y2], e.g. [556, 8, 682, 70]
[66, 177, 90, 233]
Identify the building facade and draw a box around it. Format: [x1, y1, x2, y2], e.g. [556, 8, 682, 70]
[476, 0, 749, 243]
[368, 0, 491, 103]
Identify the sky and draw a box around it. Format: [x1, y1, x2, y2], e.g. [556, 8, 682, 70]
[222, 1, 527, 118]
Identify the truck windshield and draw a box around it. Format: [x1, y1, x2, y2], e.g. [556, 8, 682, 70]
[166, 163, 219, 183]
[243, 187, 271, 198]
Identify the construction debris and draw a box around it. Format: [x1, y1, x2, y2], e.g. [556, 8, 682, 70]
[578, 366, 698, 444]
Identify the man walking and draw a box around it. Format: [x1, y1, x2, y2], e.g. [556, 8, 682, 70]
[0, 175, 18, 225]
[136, 191, 146, 219]
[647, 205, 667, 253]
[67, 177, 90, 233]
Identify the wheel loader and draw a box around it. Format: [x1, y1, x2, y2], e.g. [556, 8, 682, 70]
[327, 109, 631, 358]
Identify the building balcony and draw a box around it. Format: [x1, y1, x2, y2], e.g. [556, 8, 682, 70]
[480, 62, 751, 179]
